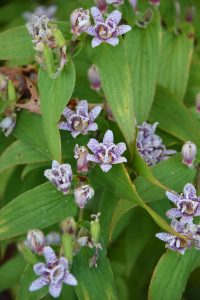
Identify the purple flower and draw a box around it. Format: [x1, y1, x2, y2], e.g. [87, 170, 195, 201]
[74, 144, 89, 173]
[87, 129, 127, 172]
[88, 65, 101, 91]
[59, 100, 102, 138]
[44, 160, 73, 194]
[70, 8, 90, 36]
[29, 246, 77, 298]
[87, 7, 132, 47]
[137, 122, 176, 166]
[156, 219, 192, 254]
[74, 184, 94, 208]
[22, 5, 57, 21]
[181, 141, 196, 168]
[166, 183, 200, 223]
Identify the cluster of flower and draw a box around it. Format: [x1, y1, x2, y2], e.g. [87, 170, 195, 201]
[156, 183, 200, 254]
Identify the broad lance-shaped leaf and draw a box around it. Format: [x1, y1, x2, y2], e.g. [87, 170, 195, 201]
[149, 85, 200, 152]
[72, 247, 118, 300]
[148, 248, 200, 300]
[125, 12, 161, 123]
[158, 26, 194, 101]
[0, 183, 77, 240]
[38, 60, 76, 162]
[92, 40, 135, 155]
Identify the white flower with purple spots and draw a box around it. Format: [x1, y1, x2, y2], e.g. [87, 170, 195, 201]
[59, 100, 102, 138]
[29, 246, 77, 298]
[156, 219, 192, 254]
[87, 129, 127, 172]
[166, 183, 200, 223]
[87, 7, 132, 47]
[44, 160, 73, 195]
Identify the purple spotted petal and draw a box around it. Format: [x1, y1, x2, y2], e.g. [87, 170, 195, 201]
[86, 123, 98, 131]
[100, 163, 112, 172]
[77, 100, 88, 112]
[155, 232, 174, 242]
[106, 10, 122, 25]
[92, 37, 103, 48]
[29, 277, 47, 292]
[103, 130, 114, 144]
[115, 25, 132, 36]
[43, 246, 57, 264]
[106, 37, 119, 46]
[62, 107, 74, 119]
[63, 273, 78, 286]
[113, 156, 127, 164]
[87, 26, 96, 36]
[180, 216, 194, 224]
[194, 205, 200, 216]
[87, 138, 100, 153]
[49, 283, 62, 298]
[183, 183, 197, 199]
[58, 122, 71, 131]
[91, 7, 104, 23]
[71, 130, 81, 138]
[115, 142, 126, 156]
[87, 153, 99, 163]
[166, 208, 182, 219]
[89, 106, 102, 122]
[59, 257, 68, 269]
[33, 263, 45, 276]
[166, 191, 180, 204]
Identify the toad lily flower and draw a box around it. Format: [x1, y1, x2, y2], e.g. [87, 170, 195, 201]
[29, 246, 77, 298]
[166, 183, 200, 223]
[87, 129, 127, 172]
[156, 219, 192, 254]
[44, 161, 73, 194]
[59, 100, 102, 138]
[87, 7, 132, 47]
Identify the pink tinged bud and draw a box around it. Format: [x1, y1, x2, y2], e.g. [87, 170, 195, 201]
[182, 141, 197, 168]
[70, 8, 90, 36]
[185, 6, 195, 23]
[88, 65, 101, 91]
[74, 184, 94, 209]
[149, 0, 160, 6]
[95, 0, 107, 12]
[74, 144, 89, 173]
[129, 0, 137, 8]
[196, 92, 200, 112]
[27, 229, 45, 254]
[106, 0, 124, 5]
[61, 217, 77, 234]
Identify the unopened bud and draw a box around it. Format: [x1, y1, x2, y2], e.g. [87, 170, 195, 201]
[95, 0, 107, 12]
[182, 141, 197, 168]
[61, 217, 77, 234]
[196, 92, 200, 112]
[129, 0, 137, 9]
[62, 233, 73, 263]
[90, 213, 101, 243]
[135, 9, 153, 28]
[88, 65, 101, 92]
[74, 145, 89, 173]
[106, 0, 124, 6]
[149, 0, 160, 6]
[0, 113, 16, 137]
[70, 8, 90, 36]
[74, 184, 94, 209]
[7, 80, 16, 104]
[27, 229, 45, 254]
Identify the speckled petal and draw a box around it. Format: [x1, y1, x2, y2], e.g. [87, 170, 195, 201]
[63, 273, 78, 286]
[115, 25, 132, 36]
[87, 154, 99, 163]
[33, 263, 46, 275]
[89, 106, 102, 122]
[87, 138, 100, 153]
[87, 26, 96, 36]
[29, 277, 47, 292]
[91, 7, 104, 23]
[155, 232, 174, 242]
[62, 107, 74, 119]
[58, 122, 72, 131]
[106, 37, 119, 46]
[180, 216, 194, 224]
[100, 163, 112, 172]
[166, 208, 182, 219]
[59, 257, 69, 269]
[194, 205, 200, 216]
[115, 142, 127, 155]
[43, 246, 57, 264]
[92, 37, 103, 48]
[49, 283, 62, 298]
[103, 130, 114, 144]
[183, 183, 197, 199]
[106, 10, 122, 25]
[112, 156, 127, 164]
[71, 130, 81, 138]
[166, 191, 180, 204]
[77, 100, 88, 112]
[86, 123, 98, 132]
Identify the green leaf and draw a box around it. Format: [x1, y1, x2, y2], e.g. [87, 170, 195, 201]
[0, 183, 77, 240]
[38, 60, 76, 162]
[72, 247, 118, 300]
[92, 41, 135, 154]
[0, 140, 50, 173]
[157, 27, 194, 101]
[0, 255, 26, 292]
[148, 248, 200, 300]
[125, 13, 161, 123]
[0, 25, 34, 63]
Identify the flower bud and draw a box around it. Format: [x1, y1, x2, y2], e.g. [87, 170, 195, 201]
[7, 80, 16, 103]
[106, 0, 124, 6]
[27, 229, 45, 254]
[0, 113, 16, 137]
[74, 184, 94, 209]
[88, 65, 101, 92]
[129, 0, 137, 8]
[61, 217, 77, 235]
[62, 233, 73, 263]
[74, 144, 89, 173]
[90, 213, 101, 244]
[135, 9, 153, 28]
[182, 141, 197, 168]
[70, 8, 90, 36]
[185, 6, 195, 23]
[95, 0, 107, 12]
[196, 92, 200, 112]
[149, 0, 160, 6]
